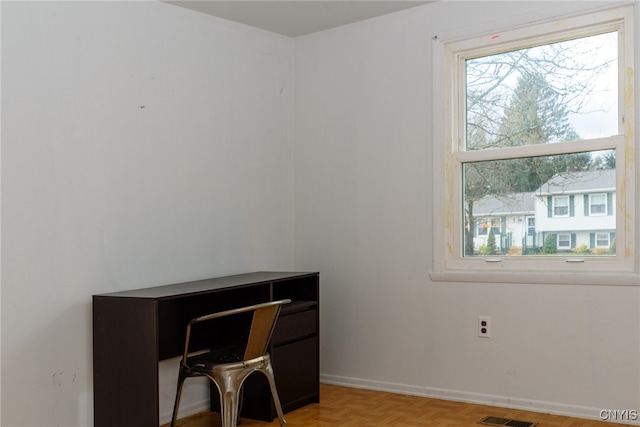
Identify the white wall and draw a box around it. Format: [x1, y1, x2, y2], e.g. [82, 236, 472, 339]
[1, 2, 294, 426]
[294, 1, 640, 422]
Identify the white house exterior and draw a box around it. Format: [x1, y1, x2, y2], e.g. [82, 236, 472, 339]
[472, 169, 616, 254]
[472, 192, 535, 253]
[533, 169, 616, 253]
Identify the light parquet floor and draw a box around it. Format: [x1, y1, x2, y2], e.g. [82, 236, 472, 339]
[163, 383, 635, 427]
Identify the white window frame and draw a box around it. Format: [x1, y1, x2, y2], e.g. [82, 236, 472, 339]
[589, 193, 607, 216]
[431, 5, 638, 285]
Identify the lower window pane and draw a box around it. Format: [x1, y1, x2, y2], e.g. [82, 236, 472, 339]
[462, 151, 616, 257]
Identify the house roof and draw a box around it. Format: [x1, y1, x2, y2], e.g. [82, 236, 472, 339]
[535, 169, 616, 195]
[474, 192, 535, 216]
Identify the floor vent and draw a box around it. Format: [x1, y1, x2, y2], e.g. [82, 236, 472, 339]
[479, 415, 537, 427]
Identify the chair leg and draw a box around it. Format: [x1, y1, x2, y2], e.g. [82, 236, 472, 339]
[237, 384, 244, 424]
[170, 369, 188, 427]
[219, 389, 240, 427]
[262, 361, 287, 427]
[214, 372, 242, 427]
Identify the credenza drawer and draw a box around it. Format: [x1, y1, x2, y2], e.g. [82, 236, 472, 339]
[272, 336, 319, 406]
[273, 309, 317, 345]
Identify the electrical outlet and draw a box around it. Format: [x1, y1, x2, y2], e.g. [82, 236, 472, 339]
[478, 316, 491, 338]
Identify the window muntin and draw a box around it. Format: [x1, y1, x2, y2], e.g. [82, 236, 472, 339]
[432, 6, 636, 282]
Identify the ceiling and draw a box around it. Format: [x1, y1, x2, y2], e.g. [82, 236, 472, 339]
[165, 1, 433, 37]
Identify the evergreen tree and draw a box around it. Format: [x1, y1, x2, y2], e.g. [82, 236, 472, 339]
[490, 72, 591, 192]
[486, 227, 498, 255]
[543, 234, 557, 254]
[496, 72, 579, 147]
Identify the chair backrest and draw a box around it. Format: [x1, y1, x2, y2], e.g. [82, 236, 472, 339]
[182, 299, 291, 362]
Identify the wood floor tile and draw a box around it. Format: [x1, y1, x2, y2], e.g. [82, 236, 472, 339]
[161, 383, 636, 427]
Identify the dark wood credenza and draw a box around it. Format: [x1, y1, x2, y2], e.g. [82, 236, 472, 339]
[93, 271, 319, 427]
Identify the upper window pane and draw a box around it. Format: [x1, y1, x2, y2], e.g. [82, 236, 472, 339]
[465, 31, 618, 151]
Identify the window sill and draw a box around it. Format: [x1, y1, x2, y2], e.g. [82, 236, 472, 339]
[428, 269, 640, 286]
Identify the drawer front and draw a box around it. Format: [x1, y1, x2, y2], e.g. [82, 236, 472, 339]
[273, 309, 317, 346]
[272, 337, 319, 405]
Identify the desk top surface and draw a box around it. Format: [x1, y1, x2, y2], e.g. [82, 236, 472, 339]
[93, 271, 318, 300]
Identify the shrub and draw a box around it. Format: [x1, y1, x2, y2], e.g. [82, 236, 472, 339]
[574, 244, 590, 254]
[543, 234, 557, 254]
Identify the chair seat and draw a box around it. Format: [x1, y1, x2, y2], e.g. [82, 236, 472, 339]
[188, 344, 245, 367]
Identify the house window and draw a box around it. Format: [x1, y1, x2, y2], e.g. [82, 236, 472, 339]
[589, 193, 607, 215]
[431, 5, 637, 284]
[553, 196, 570, 217]
[476, 218, 500, 236]
[557, 233, 572, 250]
[596, 232, 610, 247]
[527, 217, 535, 235]
[477, 222, 488, 236]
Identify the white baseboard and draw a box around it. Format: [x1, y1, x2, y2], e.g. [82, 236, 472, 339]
[320, 374, 640, 426]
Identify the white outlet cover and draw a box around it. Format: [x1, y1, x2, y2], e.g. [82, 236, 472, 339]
[478, 316, 491, 338]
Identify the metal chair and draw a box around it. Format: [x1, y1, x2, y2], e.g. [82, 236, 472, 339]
[170, 299, 291, 427]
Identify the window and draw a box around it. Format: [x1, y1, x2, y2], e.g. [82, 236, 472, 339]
[527, 217, 535, 235]
[476, 218, 500, 236]
[596, 232, 610, 248]
[431, 5, 637, 285]
[558, 233, 572, 250]
[589, 193, 607, 215]
[553, 196, 570, 217]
